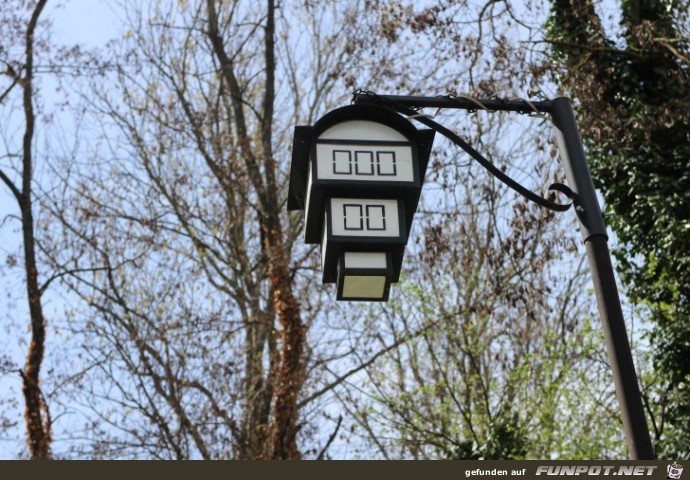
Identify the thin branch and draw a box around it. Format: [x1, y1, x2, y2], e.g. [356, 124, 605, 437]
[316, 415, 342, 460]
[0, 168, 22, 204]
[298, 319, 438, 409]
[38, 265, 111, 296]
[654, 37, 690, 65]
[0, 77, 20, 105]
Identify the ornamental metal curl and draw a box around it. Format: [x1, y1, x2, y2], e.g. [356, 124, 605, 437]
[393, 100, 573, 212]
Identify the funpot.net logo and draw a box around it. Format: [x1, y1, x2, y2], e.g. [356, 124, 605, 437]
[667, 463, 684, 480]
[535, 465, 658, 476]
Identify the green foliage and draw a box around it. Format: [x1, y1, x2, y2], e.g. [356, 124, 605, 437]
[546, 0, 690, 458]
[448, 410, 528, 460]
[348, 230, 626, 459]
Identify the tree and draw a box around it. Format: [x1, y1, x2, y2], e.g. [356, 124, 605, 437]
[37, 0, 387, 459]
[204, 0, 305, 458]
[546, 0, 690, 458]
[0, 0, 52, 459]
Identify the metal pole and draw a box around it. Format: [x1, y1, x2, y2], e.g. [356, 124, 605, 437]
[550, 97, 655, 460]
[354, 92, 655, 458]
[353, 93, 551, 114]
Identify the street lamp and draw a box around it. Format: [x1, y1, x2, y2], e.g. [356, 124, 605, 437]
[288, 91, 656, 460]
[287, 103, 434, 300]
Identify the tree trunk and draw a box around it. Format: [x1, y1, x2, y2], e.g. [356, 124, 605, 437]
[205, 0, 305, 459]
[20, 0, 51, 460]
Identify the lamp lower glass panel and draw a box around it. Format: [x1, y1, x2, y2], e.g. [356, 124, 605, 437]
[341, 275, 387, 300]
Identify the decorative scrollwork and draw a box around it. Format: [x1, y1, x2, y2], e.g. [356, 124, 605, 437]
[354, 90, 573, 213]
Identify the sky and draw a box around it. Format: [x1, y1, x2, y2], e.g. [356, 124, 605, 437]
[50, 0, 120, 46]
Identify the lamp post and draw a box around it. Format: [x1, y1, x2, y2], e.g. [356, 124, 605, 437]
[288, 92, 654, 459]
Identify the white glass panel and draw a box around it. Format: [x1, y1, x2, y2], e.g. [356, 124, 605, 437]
[332, 150, 352, 174]
[355, 151, 374, 175]
[343, 204, 364, 230]
[319, 120, 407, 141]
[377, 151, 397, 176]
[330, 198, 400, 238]
[315, 144, 414, 182]
[366, 205, 386, 230]
[344, 252, 387, 269]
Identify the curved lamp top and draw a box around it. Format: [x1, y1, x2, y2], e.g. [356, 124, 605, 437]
[287, 103, 435, 211]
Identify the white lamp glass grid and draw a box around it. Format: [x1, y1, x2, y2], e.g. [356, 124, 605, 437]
[365, 205, 386, 230]
[329, 198, 400, 238]
[355, 151, 374, 175]
[377, 151, 397, 176]
[332, 150, 352, 174]
[343, 204, 364, 230]
[315, 143, 414, 183]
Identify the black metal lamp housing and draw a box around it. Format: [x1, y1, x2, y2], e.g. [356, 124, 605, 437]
[288, 104, 435, 301]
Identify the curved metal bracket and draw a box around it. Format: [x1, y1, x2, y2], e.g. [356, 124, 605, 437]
[392, 102, 573, 212]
